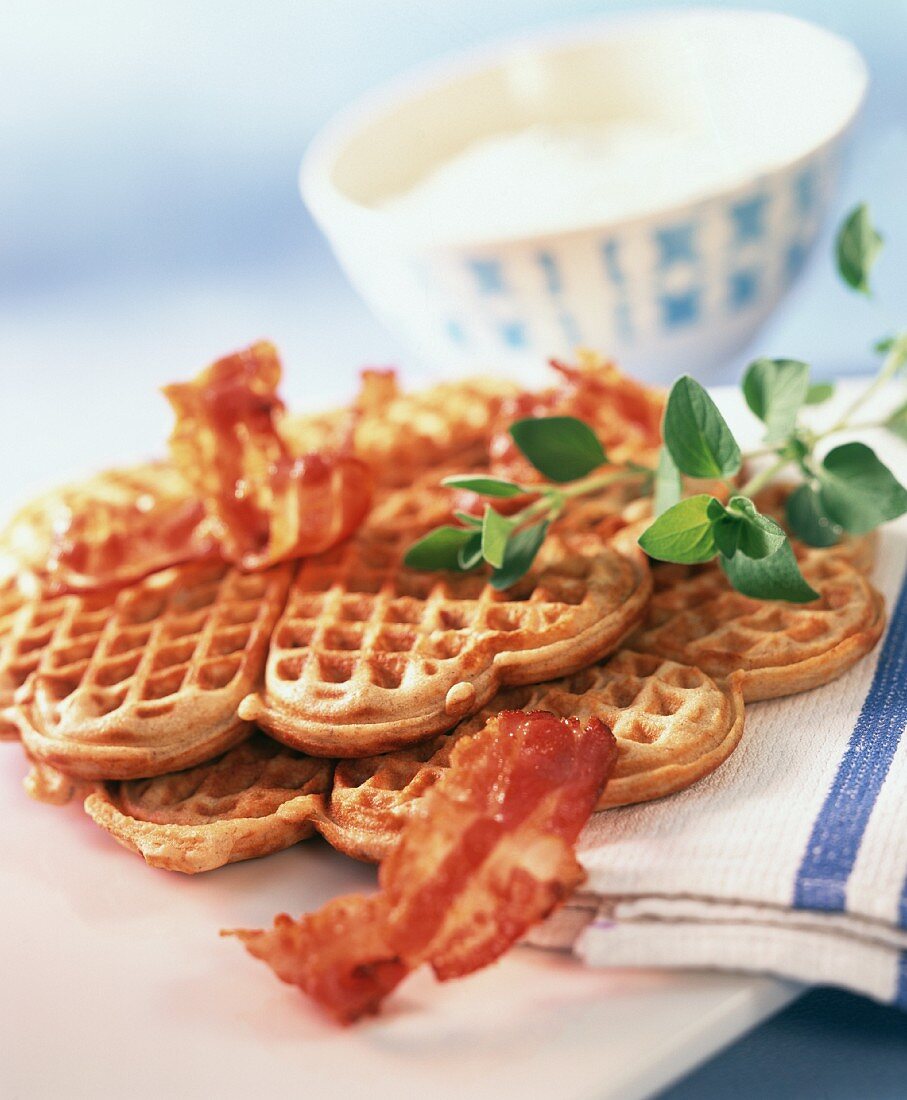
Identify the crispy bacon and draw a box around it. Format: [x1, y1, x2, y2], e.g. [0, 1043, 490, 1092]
[229, 896, 407, 1024]
[0, 463, 216, 594]
[227, 710, 617, 1022]
[490, 352, 664, 482]
[163, 342, 372, 570]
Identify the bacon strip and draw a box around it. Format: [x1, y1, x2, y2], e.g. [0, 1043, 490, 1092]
[163, 342, 372, 570]
[228, 710, 617, 1022]
[490, 353, 664, 482]
[0, 463, 216, 595]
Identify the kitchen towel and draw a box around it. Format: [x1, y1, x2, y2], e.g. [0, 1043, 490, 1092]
[531, 523, 907, 1007]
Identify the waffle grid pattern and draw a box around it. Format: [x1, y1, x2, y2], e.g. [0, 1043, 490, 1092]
[245, 482, 650, 755]
[633, 554, 885, 699]
[16, 560, 292, 778]
[84, 733, 333, 873]
[321, 649, 744, 862]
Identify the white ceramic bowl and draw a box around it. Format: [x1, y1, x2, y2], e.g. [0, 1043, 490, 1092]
[301, 9, 868, 384]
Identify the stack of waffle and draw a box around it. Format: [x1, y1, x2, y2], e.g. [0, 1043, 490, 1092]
[0, 366, 885, 873]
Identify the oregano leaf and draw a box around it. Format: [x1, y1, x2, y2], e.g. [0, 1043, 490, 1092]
[490, 521, 549, 590]
[804, 382, 835, 406]
[885, 398, 907, 443]
[726, 496, 788, 559]
[653, 445, 682, 517]
[453, 511, 484, 529]
[742, 358, 810, 443]
[817, 442, 907, 534]
[441, 475, 524, 498]
[637, 495, 721, 564]
[481, 505, 513, 569]
[720, 538, 819, 602]
[404, 526, 475, 572]
[835, 203, 883, 295]
[458, 531, 484, 570]
[508, 416, 606, 482]
[663, 376, 742, 478]
[785, 483, 841, 547]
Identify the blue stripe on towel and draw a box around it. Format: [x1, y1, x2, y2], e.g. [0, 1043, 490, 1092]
[897, 953, 907, 1008]
[793, 570, 907, 912]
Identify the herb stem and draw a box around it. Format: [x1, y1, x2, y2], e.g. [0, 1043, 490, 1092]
[826, 337, 907, 435]
[507, 467, 652, 529]
[739, 456, 791, 498]
[560, 467, 652, 500]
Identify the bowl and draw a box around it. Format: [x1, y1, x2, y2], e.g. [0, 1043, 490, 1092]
[301, 9, 868, 384]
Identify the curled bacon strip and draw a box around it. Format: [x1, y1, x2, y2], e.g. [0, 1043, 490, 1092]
[163, 342, 372, 571]
[0, 463, 216, 595]
[227, 710, 617, 1023]
[490, 353, 665, 482]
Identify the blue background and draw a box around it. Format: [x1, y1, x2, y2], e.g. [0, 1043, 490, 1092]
[3, 2, 907, 1094]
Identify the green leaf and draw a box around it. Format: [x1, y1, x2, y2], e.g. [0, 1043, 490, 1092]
[878, 332, 907, 373]
[835, 203, 883, 295]
[508, 416, 606, 482]
[726, 496, 788, 559]
[817, 442, 907, 534]
[742, 358, 810, 443]
[453, 511, 484, 529]
[885, 398, 907, 442]
[804, 381, 835, 406]
[404, 526, 475, 572]
[458, 532, 484, 570]
[720, 538, 819, 603]
[874, 335, 896, 355]
[785, 483, 842, 547]
[637, 495, 721, 564]
[481, 506, 513, 569]
[663, 376, 742, 479]
[490, 521, 549, 590]
[441, 475, 524, 498]
[653, 445, 682, 517]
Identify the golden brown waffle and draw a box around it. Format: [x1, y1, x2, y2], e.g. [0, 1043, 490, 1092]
[84, 732, 333, 873]
[23, 758, 91, 806]
[317, 649, 745, 863]
[0, 566, 27, 739]
[631, 552, 885, 702]
[283, 376, 516, 488]
[240, 482, 652, 757]
[11, 560, 293, 780]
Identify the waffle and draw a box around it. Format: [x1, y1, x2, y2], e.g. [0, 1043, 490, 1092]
[240, 484, 652, 757]
[0, 566, 27, 739]
[283, 376, 516, 488]
[631, 552, 885, 702]
[317, 649, 745, 863]
[23, 758, 90, 806]
[84, 732, 333, 873]
[10, 559, 293, 780]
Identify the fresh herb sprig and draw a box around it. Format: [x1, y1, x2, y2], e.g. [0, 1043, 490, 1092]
[406, 203, 907, 600]
[404, 419, 652, 589]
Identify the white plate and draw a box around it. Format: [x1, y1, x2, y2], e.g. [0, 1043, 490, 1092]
[0, 378, 802, 1100]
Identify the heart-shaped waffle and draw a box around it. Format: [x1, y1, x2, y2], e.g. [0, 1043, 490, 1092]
[11, 560, 292, 779]
[316, 649, 745, 862]
[631, 551, 885, 702]
[240, 486, 652, 757]
[84, 732, 333, 873]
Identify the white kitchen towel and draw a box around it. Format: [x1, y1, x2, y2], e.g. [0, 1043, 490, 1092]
[530, 524, 907, 1006]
